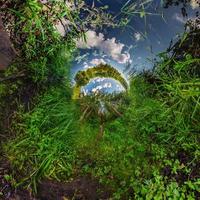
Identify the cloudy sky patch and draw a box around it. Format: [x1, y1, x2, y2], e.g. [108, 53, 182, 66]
[134, 32, 142, 41]
[77, 30, 131, 64]
[190, 0, 199, 9]
[90, 58, 106, 66]
[173, 13, 187, 24]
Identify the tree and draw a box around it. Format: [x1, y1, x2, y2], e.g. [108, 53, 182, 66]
[0, 16, 16, 70]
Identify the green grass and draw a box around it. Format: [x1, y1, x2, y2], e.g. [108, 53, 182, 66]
[4, 86, 80, 192]
[4, 56, 200, 198]
[1, 0, 200, 199]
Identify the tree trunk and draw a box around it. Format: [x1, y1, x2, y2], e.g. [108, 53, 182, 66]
[0, 15, 16, 70]
[96, 115, 104, 140]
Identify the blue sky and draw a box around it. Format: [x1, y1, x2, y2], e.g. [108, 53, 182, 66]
[70, 0, 199, 94]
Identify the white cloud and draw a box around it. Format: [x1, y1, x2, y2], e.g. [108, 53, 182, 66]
[96, 78, 106, 83]
[173, 13, 199, 27]
[82, 88, 88, 96]
[42, 0, 75, 36]
[83, 62, 90, 69]
[103, 82, 112, 88]
[90, 58, 106, 66]
[91, 85, 104, 94]
[76, 53, 89, 63]
[134, 32, 142, 41]
[55, 19, 71, 36]
[173, 13, 187, 24]
[116, 84, 122, 89]
[76, 30, 131, 64]
[77, 30, 103, 48]
[40, 0, 48, 3]
[190, 0, 199, 9]
[91, 82, 112, 94]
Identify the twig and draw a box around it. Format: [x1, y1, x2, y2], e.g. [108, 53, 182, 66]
[0, 70, 25, 82]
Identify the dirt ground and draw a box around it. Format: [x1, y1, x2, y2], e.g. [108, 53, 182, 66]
[0, 158, 111, 200]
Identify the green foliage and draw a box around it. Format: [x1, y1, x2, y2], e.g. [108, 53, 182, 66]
[155, 54, 200, 135]
[4, 87, 80, 192]
[71, 56, 199, 199]
[1, 1, 200, 199]
[7, 1, 70, 82]
[4, 56, 200, 198]
[73, 63, 128, 99]
[134, 174, 200, 200]
[0, 83, 6, 98]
